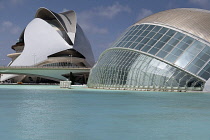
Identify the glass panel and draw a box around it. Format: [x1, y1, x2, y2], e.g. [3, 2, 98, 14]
[152, 26, 162, 32]
[137, 25, 143, 30]
[135, 43, 144, 50]
[147, 39, 157, 46]
[136, 30, 143, 35]
[176, 42, 189, 50]
[195, 41, 205, 49]
[141, 45, 153, 52]
[126, 30, 134, 36]
[162, 44, 174, 52]
[198, 62, 210, 80]
[146, 25, 155, 31]
[188, 41, 205, 55]
[124, 42, 132, 48]
[133, 25, 139, 30]
[135, 36, 144, 42]
[141, 24, 149, 30]
[203, 62, 210, 71]
[175, 41, 204, 68]
[140, 38, 150, 44]
[131, 30, 139, 35]
[186, 64, 201, 75]
[172, 70, 182, 79]
[159, 27, 168, 34]
[198, 71, 210, 80]
[165, 54, 178, 63]
[120, 35, 128, 42]
[154, 41, 165, 49]
[124, 36, 133, 41]
[193, 58, 206, 67]
[130, 36, 138, 42]
[148, 47, 159, 55]
[130, 26, 135, 31]
[129, 42, 138, 49]
[197, 51, 209, 62]
[165, 30, 176, 37]
[173, 32, 185, 40]
[146, 32, 156, 38]
[160, 35, 171, 43]
[120, 42, 127, 47]
[171, 48, 183, 56]
[153, 33, 162, 40]
[168, 38, 179, 46]
[116, 42, 124, 47]
[203, 46, 210, 55]
[182, 36, 194, 44]
[175, 53, 194, 68]
[140, 31, 149, 37]
[157, 50, 168, 58]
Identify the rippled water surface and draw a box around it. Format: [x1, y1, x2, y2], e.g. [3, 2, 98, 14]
[0, 85, 210, 140]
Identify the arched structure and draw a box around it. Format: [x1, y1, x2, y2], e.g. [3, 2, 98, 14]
[1, 7, 95, 83]
[87, 8, 210, 92]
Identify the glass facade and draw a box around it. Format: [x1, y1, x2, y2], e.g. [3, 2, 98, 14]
[42, 62, 81, 68]
[88, 24, 210, 91]
[88, 49, 204, 91]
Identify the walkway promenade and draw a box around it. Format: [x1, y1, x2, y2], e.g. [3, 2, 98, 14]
[0, 66, 91, 81]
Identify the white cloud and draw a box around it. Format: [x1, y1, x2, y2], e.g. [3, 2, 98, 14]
[79, 21, 108, 34]
[1, 21, 21, 34]
[61, 8, 69, 13]
[77, 10, 108, 34]
[2, 21, 13, 27]
[94, 2, 131, 19]
[78, 2, 131, 34]
[189, 0, 210, 7]
[136, 8, 153, 21]
[0, 0, 24, 9]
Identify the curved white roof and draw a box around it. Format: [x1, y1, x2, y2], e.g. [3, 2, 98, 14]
[11, 18, 72, 66]
[35, 7, 76, 44]
[34, 7, 94, 66]
[134, 8, 210, 43]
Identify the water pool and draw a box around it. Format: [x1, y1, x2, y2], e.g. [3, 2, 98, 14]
[0, 85, 210, 140]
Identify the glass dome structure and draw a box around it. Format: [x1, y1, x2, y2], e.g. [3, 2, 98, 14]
[87, 8, 210, 92]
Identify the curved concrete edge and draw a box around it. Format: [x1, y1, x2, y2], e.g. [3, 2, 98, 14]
[2, 18, 72, 82]
[11, 18, 72, 66]
[203, 78, 210, 92]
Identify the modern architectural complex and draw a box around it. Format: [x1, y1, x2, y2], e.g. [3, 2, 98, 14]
[1, 8, 95, 83]
[88, 8, 210, 92]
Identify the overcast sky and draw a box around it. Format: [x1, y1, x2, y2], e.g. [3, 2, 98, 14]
[0, 0, 209, 65]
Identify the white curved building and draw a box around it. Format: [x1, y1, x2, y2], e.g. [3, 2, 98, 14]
[87, 8, 210, 92]
[1, 7, 95, 83]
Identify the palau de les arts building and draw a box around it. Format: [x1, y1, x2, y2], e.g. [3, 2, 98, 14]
[1, 7, 95, 84]
[87, 8, 210, 92]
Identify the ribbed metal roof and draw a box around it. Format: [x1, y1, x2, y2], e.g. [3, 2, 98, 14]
[134, 8, 210, 43]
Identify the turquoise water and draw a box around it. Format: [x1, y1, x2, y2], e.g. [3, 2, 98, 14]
[0, 85, 210, 140]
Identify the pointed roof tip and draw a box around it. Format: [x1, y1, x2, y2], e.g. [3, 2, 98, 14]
[35, 7, 52, 18]
[35, 7, 76, 18]
[34, 7, 77, 44]
[59, 9, 76, 14]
